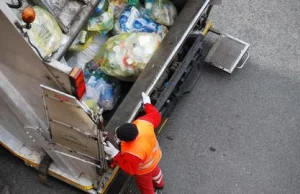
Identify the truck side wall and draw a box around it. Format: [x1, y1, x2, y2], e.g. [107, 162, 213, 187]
[0, 95, 27, 143]
[0, 9, 63, 129]
[0, 3, 103, 185]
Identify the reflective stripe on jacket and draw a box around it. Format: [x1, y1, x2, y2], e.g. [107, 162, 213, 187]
[121, 120, 162, 175]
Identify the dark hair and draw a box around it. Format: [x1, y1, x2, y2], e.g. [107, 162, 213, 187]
[116, 123, 139, 142]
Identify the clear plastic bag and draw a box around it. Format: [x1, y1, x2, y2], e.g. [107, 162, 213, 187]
[83, 69, 121, 111]
[117, 6, 168, 38]
[27, 6, 63, 57]
[94, 33, 162, 82]
[87, 12, 114, 34]
[151, 0, 177, 26]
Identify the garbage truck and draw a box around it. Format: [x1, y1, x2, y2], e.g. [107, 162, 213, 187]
[0, 0, 250, 193]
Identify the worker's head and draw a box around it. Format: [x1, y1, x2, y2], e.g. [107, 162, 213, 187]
[116, 123, 139, 142]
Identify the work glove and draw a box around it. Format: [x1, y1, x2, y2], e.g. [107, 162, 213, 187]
[142, 92, 151, 105]
[103, 141, 119, 158]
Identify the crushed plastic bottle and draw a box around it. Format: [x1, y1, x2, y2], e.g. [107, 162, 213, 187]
[119, 6, 140, 32]
[134, 17, 157, 32]
[118, 6, 168, 38]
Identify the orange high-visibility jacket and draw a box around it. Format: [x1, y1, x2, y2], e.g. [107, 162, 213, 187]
[121, 120, 162, 175]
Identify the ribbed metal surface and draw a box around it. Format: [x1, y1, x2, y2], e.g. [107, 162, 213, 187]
[122, 178, 141, 194]
[121, 177, 163, 194]
[208, 36, 246, 71]
[32, 0, 86, 33]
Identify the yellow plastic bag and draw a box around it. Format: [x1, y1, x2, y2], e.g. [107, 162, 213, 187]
[69, 31, 96, 52]
[27, 6, 62, 57]
[94, 33, 161, 82]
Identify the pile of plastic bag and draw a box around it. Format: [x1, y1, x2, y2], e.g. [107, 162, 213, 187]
[68, 0, 177, 84]
[17, 0, 178, 112]
[87, 0, 177, 84]
[28, 0, 178, 112]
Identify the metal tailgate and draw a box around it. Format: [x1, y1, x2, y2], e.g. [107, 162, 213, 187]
[41, 85, 104, 161]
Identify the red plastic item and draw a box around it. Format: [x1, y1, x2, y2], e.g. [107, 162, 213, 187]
[69, 68, 86, 100]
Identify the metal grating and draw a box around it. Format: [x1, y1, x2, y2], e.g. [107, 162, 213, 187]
[205, 35, 250, 73]
[121, 177, 163, 194]
[121, 177, 141, 194]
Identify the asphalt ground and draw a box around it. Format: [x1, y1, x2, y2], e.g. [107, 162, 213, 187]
[1, 0, 300, 194]
[159, 1, 300, 194]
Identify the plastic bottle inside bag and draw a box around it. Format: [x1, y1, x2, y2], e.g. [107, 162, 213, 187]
[117, 6, 168, 38]
[133, 17, 158, 32]
[119, 6, 140, 32]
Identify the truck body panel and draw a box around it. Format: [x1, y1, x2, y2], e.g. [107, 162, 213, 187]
[0, 1, 107, 190]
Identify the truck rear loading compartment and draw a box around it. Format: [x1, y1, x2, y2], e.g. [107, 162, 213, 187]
[105, 0, 211, 133]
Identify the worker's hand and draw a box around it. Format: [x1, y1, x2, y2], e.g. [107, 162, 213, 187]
[103, 141, 119, 158]
[142, 92, 151, 105]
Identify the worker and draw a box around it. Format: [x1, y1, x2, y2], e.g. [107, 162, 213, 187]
[103, 92, 164, 194]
